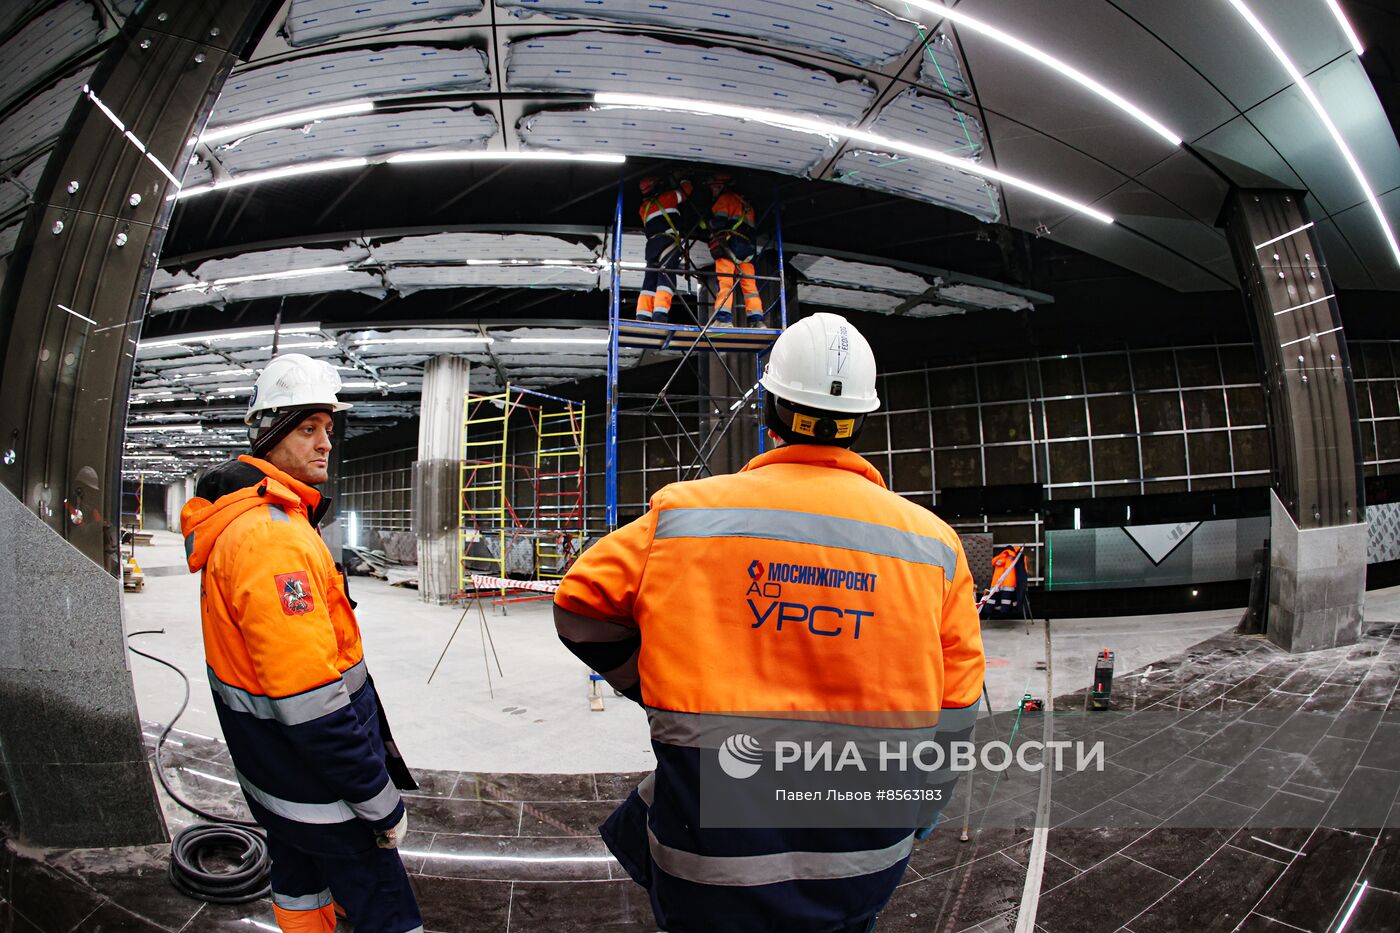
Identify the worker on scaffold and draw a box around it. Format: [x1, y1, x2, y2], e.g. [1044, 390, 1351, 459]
[636, 174, 693, 324]
[705, 171, 766, 327]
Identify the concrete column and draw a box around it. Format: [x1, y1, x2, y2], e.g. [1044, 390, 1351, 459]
[1221, 189, 1367, 652]
[416, 355, 470, 604]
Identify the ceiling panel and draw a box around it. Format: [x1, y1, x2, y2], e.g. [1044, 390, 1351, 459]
[383, 264, 597, 293]
[371, 231, 596, 263]
[1243, 56, 1400, 219]
[870, 88, 982, 158]
[284, 0, 485, 48]
[496, 0, 922, 66]
[0, 0, 100, 113]
[1049, 212, 1234, 293]
[191, 244, 370, 279]
[833, 149, 999, 223]
[914, 29, 970, 98]
[518, 106, 834, 175]
[152, 270, 384, 312]
[979, 110, 1124, 231]
[0, 152, 46, 219]
[906, 303, 965, 318]
[211, 45, 490, 126]
[0, 221, 19, 256]
[1192, 114, 1306, 191]
[192, 107, 497, 182]
[947, 0, 1229, 173]
[0, 65, 92, 167]
[505, 31, 875, 125]
[1331, 187, 1400, 291]
[1135, 148, 1231, 227]
[1311, 215, 1372, 291]
[791, 253, 929, 295]
[0, 3, 47, 38]
[1113, 0, 1354, 114]
[798, 284, 903, 314]
[937, 282, 1031, 311]
[1091, 181, 1235, 275]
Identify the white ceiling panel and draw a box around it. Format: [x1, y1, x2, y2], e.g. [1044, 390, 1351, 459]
[191, 245, 371, 280]
[0, 3, 46, 37]
[791, 253, 929, 295]
[0, 65, 92, 167]
[0, 153, 46, 219]
[833, 149, 1000, 224]
[798, 284, 902, 314]
[871, 88, 983, 157]
[915, 30, 970, 98]
[151, 270, 384, 312]
[192, 107, 497, 182]
[1112, 0, 1354, 114]
[0, 221, 19, 256]
[906, 303, 965, 318]
[0, 0, 100, 113]
[518, 106, 834, 176]
[496, 0, 922, 66]
[211, 46, 490, 125]
[370, 231, 595, 263]
[285, 0, 485, 48]
[936, 282, 1031, 311]
[1243, 57, 1400, 220]
[383, 264, 598, 293]
[506, 31, 875, 125]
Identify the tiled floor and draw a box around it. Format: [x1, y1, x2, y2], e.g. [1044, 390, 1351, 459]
[3, 618, 1399, 931]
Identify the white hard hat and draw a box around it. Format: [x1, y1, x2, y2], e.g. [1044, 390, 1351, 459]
[760, 313, 879, 414]
[244, 353, 352, 425]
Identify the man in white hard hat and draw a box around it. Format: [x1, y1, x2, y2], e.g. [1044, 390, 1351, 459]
[553, 313, 985, 931]
[180, 354, 422, 933]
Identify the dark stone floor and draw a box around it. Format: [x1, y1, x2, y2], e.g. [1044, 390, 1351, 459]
[3, 620, 1399, 932]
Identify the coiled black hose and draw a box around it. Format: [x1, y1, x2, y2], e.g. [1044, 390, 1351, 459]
[127, 630, 271, 904]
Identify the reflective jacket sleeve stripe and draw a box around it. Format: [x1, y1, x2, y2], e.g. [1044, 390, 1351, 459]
[939, 537, 986, 711]
[654, 507, 958, 576]
[207, 660, 366, 726]
[646, 828, 914, 887]
[347, 777, 403, 823]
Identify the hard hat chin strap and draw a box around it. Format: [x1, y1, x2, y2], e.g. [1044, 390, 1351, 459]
[764, 393, 864, 447]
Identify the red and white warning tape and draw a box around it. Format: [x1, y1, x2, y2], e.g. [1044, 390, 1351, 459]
[469, 574, 559, 594]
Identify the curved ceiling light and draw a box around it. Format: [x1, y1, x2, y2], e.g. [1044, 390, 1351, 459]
[1227, 0, 1400, 266]
[897, 0, 1182, 146]
[387, 150, 626, 164]
[200, 100, 376, 145]
[593, 92, 1114, 224]
[1322, 0, 1364, 55]
[175, 151, 626, 200]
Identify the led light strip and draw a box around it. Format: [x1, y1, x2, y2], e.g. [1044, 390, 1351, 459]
[1254, 221, 1315, 251]
[898, 0, 1182, 146]
[168, 265, 352, 292]
[139, 324, 321, 349]
[1322, 0, 1364, 55]
[593, 92, 1114, 224]
[201, 100, 376, 145]
[1227, 0, 1400, 266]
[1279, 325, 1342, 348]
[1273, 293, 1334, 316]
[175, 151, 627, 200]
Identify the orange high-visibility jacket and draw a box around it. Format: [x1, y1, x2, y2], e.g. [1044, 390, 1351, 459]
[710, 189, 755, 238]
[181, 456, 413, 854]
[641, 180, 693, 234]
[553, 444, 984, 931]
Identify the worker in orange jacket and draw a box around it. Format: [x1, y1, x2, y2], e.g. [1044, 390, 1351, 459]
[706, 171, 766, 326]
[637, 174, 693, 324]
[180, 354, 422, 933]
[984, 545, 1025, 616]
[553, 313, 984, 932]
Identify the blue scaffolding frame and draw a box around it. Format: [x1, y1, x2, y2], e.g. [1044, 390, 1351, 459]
[604, 180, 789, 529]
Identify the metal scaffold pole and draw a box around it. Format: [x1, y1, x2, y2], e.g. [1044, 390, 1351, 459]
[607, 180, 624, 531]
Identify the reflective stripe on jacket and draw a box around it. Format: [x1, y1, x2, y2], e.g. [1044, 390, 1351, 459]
[181, 456, 412, 854]
[553, 444, 984, 931]
[642, 181, 693, 236]
[711, 189, 756, 239]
